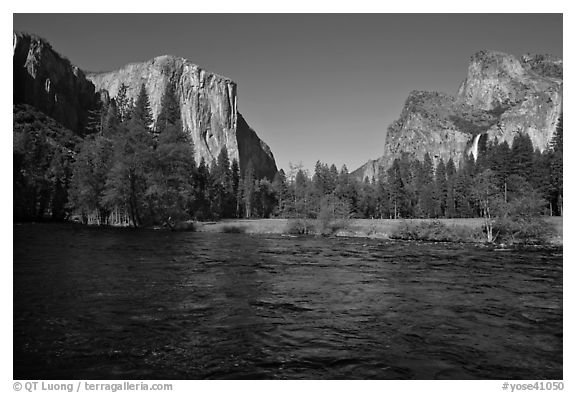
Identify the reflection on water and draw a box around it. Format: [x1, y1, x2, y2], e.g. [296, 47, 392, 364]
[14, 224, 562, 379]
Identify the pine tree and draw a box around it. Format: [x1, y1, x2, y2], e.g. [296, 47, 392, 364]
[419, 153, 435, 217]
[435, 159, 448, 217]
[147, 116, 196, 226]
[241, 164, 256, 218]
[85, 99, 108, 135]
[102, 120, 154, 227]
[116, 83, 132, 123]
[454, 157, 474, 217]
[156, 81, 181, 137]
[68, 135, 114, 223]
[328, 164, 339, 194]
[231, 158, 241, 217]
[387, 159, 405, 219]
[550, 113, 563, 215]
[254, 179, 276, 218]
[445, 158, 457, 218]
[375, 172, 390, 219]
[103, 100, 120, 136]
[357, 177, 377, 218]
[132, 83, 153, 131]
[202, 147, 237, 218]
[293, 169, 313, 219]
[191, 157, 211, 220]
[312, 160, 330, 196]
[272, 169, 289, 217]
[510, 133, 534, 181]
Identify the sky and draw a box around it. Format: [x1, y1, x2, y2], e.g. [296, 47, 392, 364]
[12, 14, 562, 173]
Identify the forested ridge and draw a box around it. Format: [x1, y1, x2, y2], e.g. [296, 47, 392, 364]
[13, 80, 563, 228]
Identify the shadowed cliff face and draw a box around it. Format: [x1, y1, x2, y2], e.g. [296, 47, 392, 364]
[13, 32, 98, 134]
[87, 56, 277, 179]
[353, 50, 562, 181]
[237, 113, 278, 180]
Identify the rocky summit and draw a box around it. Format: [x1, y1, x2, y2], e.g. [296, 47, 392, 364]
[13, 32, 278, 180]
[353, 50, 562, 181]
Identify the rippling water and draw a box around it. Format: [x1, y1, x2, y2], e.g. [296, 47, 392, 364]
[14, 223, 562, 379]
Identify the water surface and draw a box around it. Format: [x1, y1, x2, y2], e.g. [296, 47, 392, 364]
[14, 224, 562, 379]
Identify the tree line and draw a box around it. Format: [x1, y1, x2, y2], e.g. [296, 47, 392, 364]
[271, 117, 562, 224]
[13, 79, 562, 226]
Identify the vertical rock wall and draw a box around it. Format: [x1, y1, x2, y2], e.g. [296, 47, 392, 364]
[87, 55, 277, 178]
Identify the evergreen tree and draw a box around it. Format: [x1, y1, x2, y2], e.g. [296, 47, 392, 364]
[510, 133, 534, 180]
[191, 157, 211, 220]
[13, 105, 80, 221]
[375, 172, 390, 219]
[550, 114, 563, 215]
[68, 135, 114, 224]
[312, 161, 330, 196]
[387, 159, 405, 219]
[132, 83, 153, 131]
[454, 157, 474, 217]
[272, 169, 289, 217]
[156, 81, 181, 137]
[335, 165, 352, 204]
[85, 99, 109, 135]
[253, 179, 276, 218]
[116, 83, 132, 123]
[102, 120, 154, 227]
[211, 147, 235, 217]
[358, 177, 377, 218]
[435, 159, 448, 217]
[445, 158, 457, 218]
[328, 164, 339, 194]
[419, 153, 435, 217]
[241, 164, 256, 218]
[293, 169, 313, 219]
[146, 117, 196, 226]
[102, 99, 120, 136]
[231, 158, 241, 217]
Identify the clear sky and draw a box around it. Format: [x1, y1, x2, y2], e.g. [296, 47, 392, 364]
[13, 14, 562, 173]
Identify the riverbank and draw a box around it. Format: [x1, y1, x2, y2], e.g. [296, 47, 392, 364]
[194, 217, 563, 245]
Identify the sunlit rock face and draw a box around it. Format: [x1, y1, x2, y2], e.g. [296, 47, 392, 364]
[14, 32, 277, 179]
[457, 50, 563, 151]
[353, 50, 562, 181]
[13, 32, 98, 134]
[87, 55, 277, 179]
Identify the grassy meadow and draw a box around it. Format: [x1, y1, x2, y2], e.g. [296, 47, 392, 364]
[194, 217, 562, 244]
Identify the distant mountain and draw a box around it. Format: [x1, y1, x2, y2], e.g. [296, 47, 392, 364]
[353, 50, 562, 181]
[13, 32, 278, 180]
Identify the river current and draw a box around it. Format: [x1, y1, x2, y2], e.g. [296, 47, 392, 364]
[14, 224, 562, 379]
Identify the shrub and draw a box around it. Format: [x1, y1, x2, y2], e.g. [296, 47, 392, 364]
[220, 225, 246, 234]
[169, 220, 195, 231]
[286, 219, 313, 235]
[494, 217, 555, 244]
[390, 220, 482, 242]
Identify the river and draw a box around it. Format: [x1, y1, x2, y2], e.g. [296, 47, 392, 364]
[13, 223, 562, 379]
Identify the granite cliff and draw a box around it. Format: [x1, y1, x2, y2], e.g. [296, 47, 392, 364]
[353, 50, 562, 181]
[13, 32, 98, 134]
[13, 32, 278, 180]
[87, 56, 277, 179]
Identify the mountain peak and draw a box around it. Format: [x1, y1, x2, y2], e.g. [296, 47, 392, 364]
[353, 49, 562, 181]
[13, 31, 277, 180]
